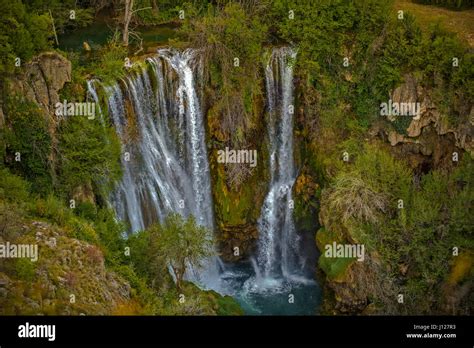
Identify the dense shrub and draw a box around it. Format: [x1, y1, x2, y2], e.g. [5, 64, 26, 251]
[3, 98, 53, 195]
[56, 110, 122, 199]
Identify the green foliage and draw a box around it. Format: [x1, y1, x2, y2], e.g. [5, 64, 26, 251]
[33, 194, 74, 227]
[126, 214, 242, 315]
[15, 258, 37, 281]
[128, 213, 215, 293]
[61, 33, 128, 86]
[182, 1, 267, 145]
[420, 24, 473, 126]
[3, 97, 52, 194]
[0, 168, 30, 203]
[319, 254, 355, 281]
[274, 0, 391, 75]
[354, 13, 422, 124]
[88, 36, 128, 84]
[56, 112, 122, 199]
[325, 144, 473, 313]
[352, 144, 412, 199]
[74, 201, 97, 221]
[25, 0, 94, 34]
[326, 144, 412, 226]
[271, 1, 472, 134]
[155, 214, 212, 289]
[268, 0, 393, 132]
[215, 294, 244, 315]
[112, 264, 164, 313]
[356, 15, 472, 128]
[317, 227, 355, 280]
[129, 0, 194, 24]
[32, 194, 99, 244]
[0, 0, 53, 74]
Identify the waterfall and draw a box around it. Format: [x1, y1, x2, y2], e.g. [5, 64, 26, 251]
[255, 47, 303, 284]
[86, 79, 106, 127]
[89, 48, 219, 288]
[224, 48, 320, 314]
[98, 49, 214, 233]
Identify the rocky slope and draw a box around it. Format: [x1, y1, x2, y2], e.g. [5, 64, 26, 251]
[0, 219, 131, 315]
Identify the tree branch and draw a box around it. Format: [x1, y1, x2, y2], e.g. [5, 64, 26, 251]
[131, 6, 152, 15]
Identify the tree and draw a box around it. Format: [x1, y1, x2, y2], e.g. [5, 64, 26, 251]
[153, 214, 214, 291]
[122, 0, 151, 46]
[122, 0, 133, 46]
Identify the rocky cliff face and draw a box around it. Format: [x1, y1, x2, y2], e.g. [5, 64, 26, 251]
[206, 87, 268, 262]
[8, 51, 72, 117]
[3, 52, 97, 204]
[374, 74, 473, 170]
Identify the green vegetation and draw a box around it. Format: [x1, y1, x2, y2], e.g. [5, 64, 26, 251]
[129, 213, 214, 291]
[317, 228, 356, 281]
[2, 97, 52, 194]
[181, 1, 267, 146]
[0, 168, 241, 315]
[321, 145, 473, 313]
[394, 0, 474, 46]
[56, 108, 122, 199]
[0, 0, 472, 316]
[0, 0, 52, 74]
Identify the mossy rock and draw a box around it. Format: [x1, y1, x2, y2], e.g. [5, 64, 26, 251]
[316, 227, 355, 281]
[319, 255, 355, 281]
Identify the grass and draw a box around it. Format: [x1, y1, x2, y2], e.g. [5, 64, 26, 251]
[394, 0, 474, 46]
[395, 0, 474, 47]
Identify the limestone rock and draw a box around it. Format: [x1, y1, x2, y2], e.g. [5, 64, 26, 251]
[326, 261, 368, 314]
[389, 74, 418, 122]
[381, 74, 474, 161]
[218, 223, 259, 262]
[8, 51, 71, 116]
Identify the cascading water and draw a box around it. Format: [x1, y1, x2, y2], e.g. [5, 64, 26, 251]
[90, 48, 220, 289]
[221, 47, 321, 314]
[102, 49, 214, 232]
[255, 47, 301, 283]
[88, 46, 320, 313]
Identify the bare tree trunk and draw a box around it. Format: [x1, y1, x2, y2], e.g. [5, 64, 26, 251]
[49, 10, 59, 46]
[123, 0, 134, 46]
